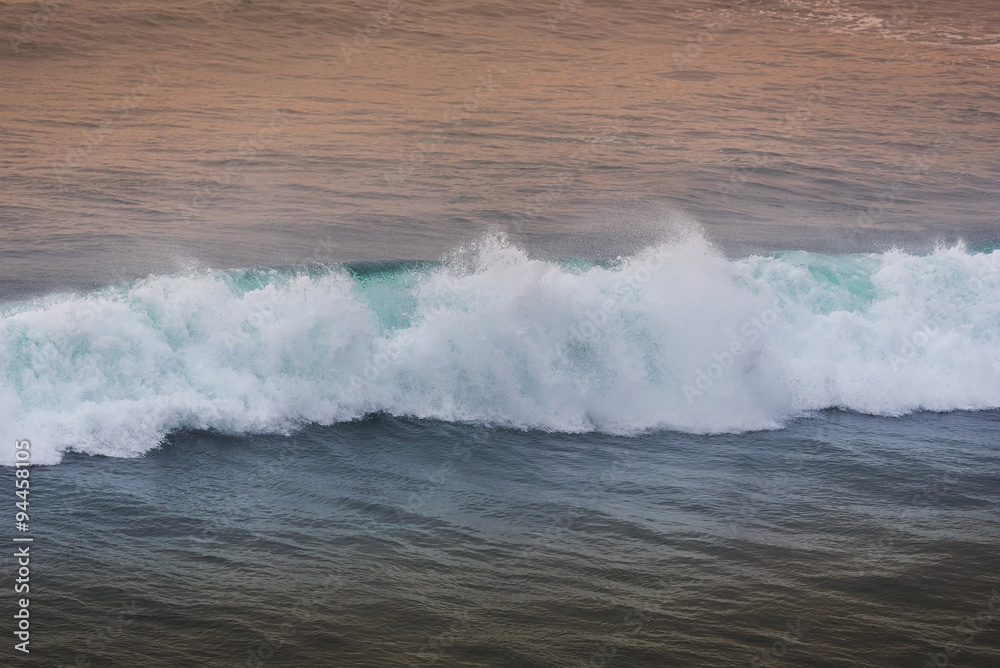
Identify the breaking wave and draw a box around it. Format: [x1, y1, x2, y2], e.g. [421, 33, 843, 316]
[3, 231, 1000, 464]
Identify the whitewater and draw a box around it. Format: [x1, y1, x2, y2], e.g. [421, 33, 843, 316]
[2, 231, 999, 465]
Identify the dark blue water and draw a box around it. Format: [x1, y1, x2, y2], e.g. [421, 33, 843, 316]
[4, 410, 996, 666]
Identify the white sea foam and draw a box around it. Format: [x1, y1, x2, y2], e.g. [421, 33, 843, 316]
[2, 231, 999, 464]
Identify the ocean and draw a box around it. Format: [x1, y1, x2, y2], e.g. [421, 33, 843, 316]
[2, 0, 999, 666]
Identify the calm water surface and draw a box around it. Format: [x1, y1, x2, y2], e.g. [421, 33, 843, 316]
[3, 0, 999, 297]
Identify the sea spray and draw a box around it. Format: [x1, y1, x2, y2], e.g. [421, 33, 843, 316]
[2, 233, 999, 465]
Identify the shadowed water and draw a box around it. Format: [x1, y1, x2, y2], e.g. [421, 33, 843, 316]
[11, 411, 999, 667]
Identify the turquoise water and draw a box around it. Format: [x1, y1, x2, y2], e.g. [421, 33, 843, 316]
[4, 234, 1000, 464]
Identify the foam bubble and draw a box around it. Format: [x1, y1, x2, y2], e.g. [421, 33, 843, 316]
[2, 233, 999, 465]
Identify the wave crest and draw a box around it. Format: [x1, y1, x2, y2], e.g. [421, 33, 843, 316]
[3, 232, 1000, 464]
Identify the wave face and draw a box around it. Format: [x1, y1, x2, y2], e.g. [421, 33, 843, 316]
[3, 232, 1000, 464]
